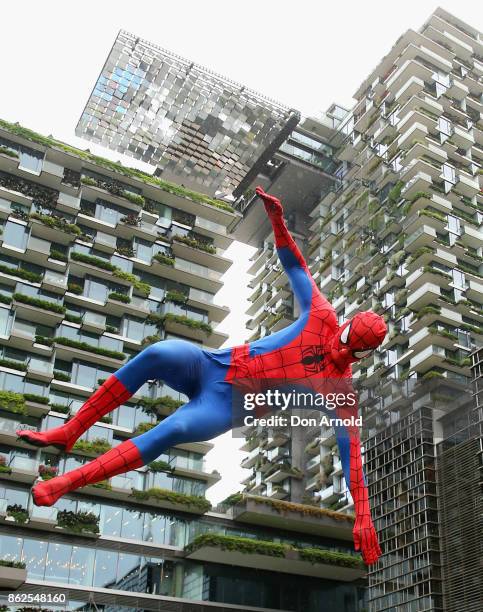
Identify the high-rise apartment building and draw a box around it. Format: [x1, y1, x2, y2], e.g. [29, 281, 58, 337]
[0, 120, 368, 611]
[238, 7, 482, 612]
[76, 30, 299, 197]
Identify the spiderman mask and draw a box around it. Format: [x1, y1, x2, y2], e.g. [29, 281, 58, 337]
[331, 311, 387, 369]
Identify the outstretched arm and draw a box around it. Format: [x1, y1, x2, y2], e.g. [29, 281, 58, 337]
[256, 187, 335, 318]
[335, 419, 381, 565]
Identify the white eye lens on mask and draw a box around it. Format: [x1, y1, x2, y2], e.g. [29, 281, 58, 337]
[340, 324, 351, 345]
[353, 349, 373, 359]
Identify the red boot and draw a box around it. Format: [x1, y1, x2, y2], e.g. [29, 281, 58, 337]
[17, 375, 131, 452]
[32, 440, 144, 507]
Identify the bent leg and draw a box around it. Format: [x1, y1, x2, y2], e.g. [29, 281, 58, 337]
[132, 393, 233, 463]
[32, 391, 233, 506]
[17, 339, 203, 452]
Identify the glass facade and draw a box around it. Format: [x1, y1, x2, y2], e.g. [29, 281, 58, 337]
[76, 31, 298, 195]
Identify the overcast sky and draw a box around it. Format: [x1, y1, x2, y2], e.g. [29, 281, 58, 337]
[0, 1, 481, 503]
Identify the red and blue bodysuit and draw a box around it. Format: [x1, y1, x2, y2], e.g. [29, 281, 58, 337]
[18, 188, 386, 565]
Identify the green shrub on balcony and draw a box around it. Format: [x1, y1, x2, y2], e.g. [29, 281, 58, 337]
[13, 293, 66, 314]
[140, 395, 184, 416]
[64, 313, 82, 324]
[130, 487, 212, 513]
[153, 253, 175, 266]
[52, 337, 125, 360]
[80, 176, 97, 186]
[23, 393, 49, 405]
[461, 322, 483, 335]
[0, 455, 11, 474]
[112, 270, 150, 296]
[148, 460, 173, 473]
[428, 327, 458, 341]
[173, 235, 216, 254]
[0, 146, 19, 158]
[50, 403, 70, 414]
[57, 509, 99, 535]
[122, 191, 145, 206]
[72, 438, 112, 455]
[185, 534, 287, 558]
[387, 181, 405, 206]
[67, 282, 83, 295]
[220, 492, 243, 507]
[163, 313, 212, 335]
[299, 547, 365, 569]
[92, 479, 112, 490]
[30, 212, 81, 235]
[418, 209, 446, 223]
[0, 559, 26, 569]
[422, 370, 444, 380]
[108, 292, 131, 303]
[0, 391, 26, 414]
[248, 496, 355, 523]
[49, 249, 68, 262]
[414, 305, 441, 319]
[6, 504, 29, 524]
[0, 263, 42, 283]
[71, 251, 116, 271]
[141, 334, 161, 346]
[0, 294, 12, 305]
[165, 289, 188, 305]
[0, 358, 27, 371]
[134, 421, 157, 434]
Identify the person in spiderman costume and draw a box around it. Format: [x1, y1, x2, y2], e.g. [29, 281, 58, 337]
[18, 187, 386, 565]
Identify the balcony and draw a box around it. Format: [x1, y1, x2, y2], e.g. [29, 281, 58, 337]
[194, 216, 230, 249]
[232, 495, 354, 541]
[93, 231, 117, 253]
[29, 505, 58, 528]
[266, 483, 289, 499]
[409, 344, 446, 371]
[0, 563, 27, 590]
[406, 282, 441, 310]
[187, 287, 229, 323]
[57, 190, 80, 212]
[0, 417, 37, 449]
[42, 269, 68, 293]
[320, 481, 344, 504]
[0, 454, 38, 483]
[81, 310, 107, 332]
[241, 447, 265, 469]
[27, 356, 54, 382]
[306, 454, 321, 473]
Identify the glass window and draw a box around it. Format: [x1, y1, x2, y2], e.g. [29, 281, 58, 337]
[99, 503, 123, 537]
[121, 507, 144, 541]
[117, 552, 142, 587]
[73, 362, 97, 388]
[22, 539, 47, 580]
[93, 549, 118, 588]
[0, 534, 22, 565]
[447, 215, 461, 235]
[134, 237, 153, 262]
[19, 148, 44, 174]
[69, 545, 95, 586]
[0, 307, 12, 336]
[3, 221, 28, 250]
[84, 277, 109, 302]
[453, 269, 465, 289]
[45, 542, 72, 583]
[441, 163, 456, 184]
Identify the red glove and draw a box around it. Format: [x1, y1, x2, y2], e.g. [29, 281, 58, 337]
[256, 186, 283, 217]
[353, 515, 382, 565]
